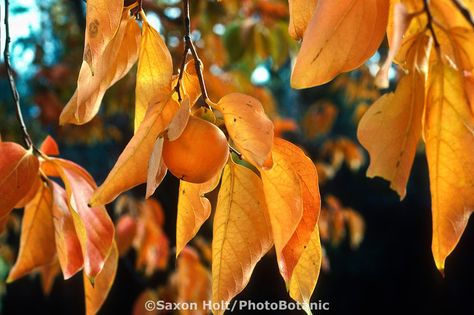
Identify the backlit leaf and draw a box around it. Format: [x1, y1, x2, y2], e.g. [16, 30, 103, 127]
[288, 0, 317, 40]
[212, 161, 272, 314]
[291, 0, 390, 88]
[217, 93, 274, 168]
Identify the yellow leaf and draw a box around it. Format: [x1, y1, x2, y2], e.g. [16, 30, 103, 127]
[291, 0, 389, 88]
[176, 172, 221, 256]
[181, 60, 202, 107]
[84, 242, 118, 315]
[359, 35, 431, 199]
[91, 95, 179, 206]
[60, 9, 140, 125]
[212, 162, 272, 315]
[146, 137, 166, 198]
[135, 18, 173, 130]
[167, 97, 191, 141]
[288, 0, 317, 40]
[82, 0, 123, 73]
[217, 93, 274, 168]
[8, 182, 55, 282]
[424, 62, 474, 271]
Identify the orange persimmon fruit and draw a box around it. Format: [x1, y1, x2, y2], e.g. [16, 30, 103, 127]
[163, 115, 228, 183]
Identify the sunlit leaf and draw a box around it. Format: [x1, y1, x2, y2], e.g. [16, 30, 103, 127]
[288, 0, 317, 40]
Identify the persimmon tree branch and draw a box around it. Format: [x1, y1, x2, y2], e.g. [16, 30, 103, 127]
[175, 0, 210, 104]
[423, 0, 440, 48]
[3, 0, 33, 148]
[450, 0, 474, 28]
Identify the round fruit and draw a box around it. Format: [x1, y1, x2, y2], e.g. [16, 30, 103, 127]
[163, 115, 229, 183]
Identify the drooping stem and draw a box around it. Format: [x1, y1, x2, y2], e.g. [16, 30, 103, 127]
[174, 0, 210, 104]
[3, 0, 33, 148]
[450, 0, 474, 29]
[423, 0, 440, 48]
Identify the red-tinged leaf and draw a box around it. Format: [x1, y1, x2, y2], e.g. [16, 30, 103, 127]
[90, 95, 179, 206]
[40, 136, 60, 156]
[14, 175, 41, 209]
[276, 138, 320, 279]
[60, 9, 140, 125]
[216, 93, 274, 168]
[140, 199, 165, 227]
[116, 214, 138, 255]
[212, 161, 273, 314]
[82, 0, 123, 73]
[39, 259, 61, 296]
[135, 220, 169, 275]
[43, 158, 114, 279]
[146, 137, 167, 198]
[8, 181, 55, 282]
[291, 0, 390, 88]
[261, 141, 303, 255]
[0, 142, 39, 217]
[135, 17, 173, 130]
[51, 181, 83, 279]
[84, 242, 118, 315]
[176, 172, 221, 256]
[288, 0, 317, 40]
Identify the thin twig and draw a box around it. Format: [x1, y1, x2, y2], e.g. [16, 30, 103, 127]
[229, 144, 242, 160]
[3, 0, 33, 148]
[423, 0, 440, 48]
[450, 0, 474, 29]
[176, 0, 210, 104]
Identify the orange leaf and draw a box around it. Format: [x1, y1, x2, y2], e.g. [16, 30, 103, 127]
[8, 181, 55, 282]
[177, 248, 211, 315]
[291, 0, 390, 88]
[176, 172, 221, 256]
[424, 62, 474, 272]
[358, 35, 431, 199]
[261, 141, 303, 255]
[181, 60, 202, 107]
[216, 93, 274, 168]
[212, 161, 272, 314]
[145, 137, 167, 198]
[84, 242, 118, 315]
[39, 259, 61, 296]
[0, 142, 39, 218]
[82, 0, 123, 73]
[91, 95, 179, 206]
[134, 16, 173, 130]
[288, 0, 317, 40]
[60, 9, 141, 125]
[44, 158, 114, 279]
[116, 214, 138, 255]
[167, 97, 191, 141]
[51, 181, 84, 279]
[40, 135, 60, 156]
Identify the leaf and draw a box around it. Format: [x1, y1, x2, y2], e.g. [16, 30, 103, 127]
[14, 175, 41, 209]
[176, 248, 211, 315]
[375, 2, 410, 88]
[91, 95, 179, 206]
[343, 208, 365, 249]
[261, 141, 303, 255]
[181, 60, 202, 107]
[39, 259, 61, 296]
[424, 62, 474, 272]
[216, 93, 274, 168]
[60, 9, 141, 125]
[135, 18, 173, 130]
[0, 142, 39, 218]
[288, 0, 317, 40]
[212, 161, 273, 314]
[276, 138, 320, 272]
[167, 97, 191, 141]
[358, 35, 431, 199]
[82, 0, 123, 73]
[84, 242, 118, 315]
[291, 0, 390, 88]
[43, 158, 114, 279]
[40, 135, 60, 156]
[8, 181, 55, 282]
[51, 181, 83, 279]
[146, 137, 167, 198]
[176, 172, 221, 256]
[116, 214, 137, 255]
